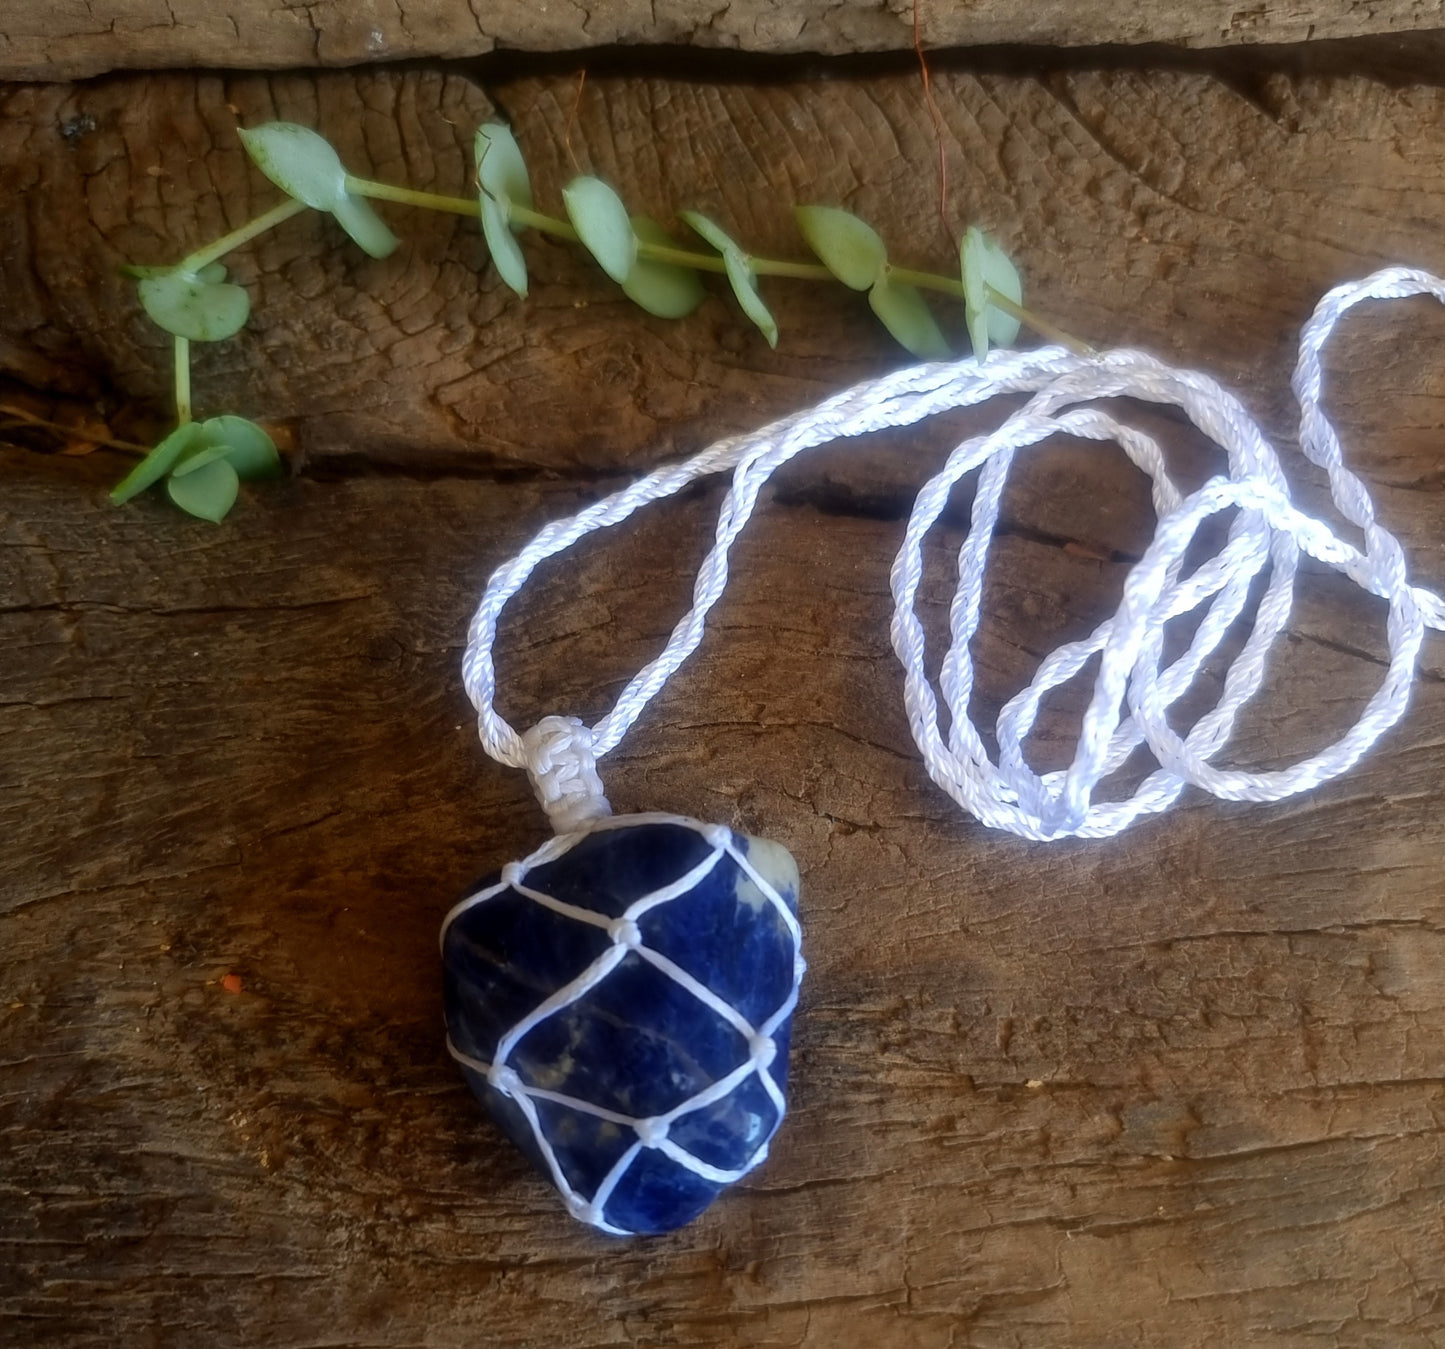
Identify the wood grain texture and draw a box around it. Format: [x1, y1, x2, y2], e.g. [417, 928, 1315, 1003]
[4, 0, 1445, 82]
[7, 64, 1445, 483]
[4, 59, 1445, 1348]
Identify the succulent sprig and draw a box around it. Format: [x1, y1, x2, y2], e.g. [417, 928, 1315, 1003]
[117, 119, 1083, 521]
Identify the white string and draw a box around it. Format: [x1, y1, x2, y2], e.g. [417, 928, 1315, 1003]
[461, 267, 1445, 840]
[440, 812, 805, 1235]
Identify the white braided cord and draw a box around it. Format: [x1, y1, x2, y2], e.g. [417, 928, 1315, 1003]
[461, 267, 1445, 841]
[440, 813, 804, 1235]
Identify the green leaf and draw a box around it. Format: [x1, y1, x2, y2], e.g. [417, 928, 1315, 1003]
[329, 191, 400, 260]
[621, 218, 705, 319]
[676, 210, 734, 256]
[476, 122, 540, 294]
[238, 122, 398, 259]
[112, 416, 281, 511]
[961, 226, 1023, 360]
[167, 456, 240, 522]
[239, 123, 347, 210]
[677, 211, 778, 348]
[723, 253, 778, 348]
[201, 416, 280, 480]
[475, 123, 535, 296]
[109, 422, 207, 505]
[868, 275, 949, 359]
[170, 442, 232, 477]
[475, 124, 532, 214]
[794, 206, 887, 290]
[563, 176, 636, 284]
[482, 195, 528, 295]
[983, 264, 1022, 350]
[138, 268, 250, 342]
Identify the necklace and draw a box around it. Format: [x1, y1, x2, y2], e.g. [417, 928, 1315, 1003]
[442, 265, 1445, 1234]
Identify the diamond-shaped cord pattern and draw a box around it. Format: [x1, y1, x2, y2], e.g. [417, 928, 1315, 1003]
[442, 816, 805, 1235]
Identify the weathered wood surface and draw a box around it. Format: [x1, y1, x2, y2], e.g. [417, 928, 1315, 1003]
[8, 64, 1445, 484]
[4, 59, 1445, 1348]
[5, 0, 1445, 82]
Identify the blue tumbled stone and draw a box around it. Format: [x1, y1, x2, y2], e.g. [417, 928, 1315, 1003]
[441, 814, 803, 1235]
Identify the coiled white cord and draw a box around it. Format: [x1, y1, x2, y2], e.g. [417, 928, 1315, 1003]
[461, 267, 1445, 840]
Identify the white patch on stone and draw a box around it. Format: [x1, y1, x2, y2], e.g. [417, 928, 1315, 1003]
[733, 834, 799, 911]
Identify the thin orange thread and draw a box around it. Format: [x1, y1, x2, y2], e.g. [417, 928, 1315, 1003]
[913, 0, 954, 249]
[563, 67, 587, 175]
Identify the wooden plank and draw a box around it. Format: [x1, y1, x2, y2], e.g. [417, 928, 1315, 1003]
[4, 0, 1444, 82]
[5, 64, 1445, 487]
[4, 60, 1445, 1347]
[5, 442, 1445, 1345]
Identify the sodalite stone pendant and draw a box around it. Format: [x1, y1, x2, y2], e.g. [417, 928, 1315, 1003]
[441, 812, 804, 1235]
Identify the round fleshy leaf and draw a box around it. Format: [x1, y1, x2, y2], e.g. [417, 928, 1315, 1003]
[677, 209, 736, 256]
[982, 255, 1022, 350]
[677, 212, 776, 347]
[481, 194, 528, 296]
[794, 206, 887, 291]
[475, 123, 532, 215]
[621, 218, 705, 318]
[170, 442, 232, 477]
[238, 122, 397, 258]
[109, 421, 207, 505]
[475, 123, 533, 295]
[138, 269, 250, 342]
[167, 456, 240, 522]
[620, 266, 702, 318]
[961, 226, 1024, 359]
[201, 415, 281, 480]
[329, 192, 400, 260]
[868, 275, 949, 359]
[197, 262, 227, 284]
[562, 176, 637, 285]
[239, 123, 346, 210]
[723, 253, 777, 348]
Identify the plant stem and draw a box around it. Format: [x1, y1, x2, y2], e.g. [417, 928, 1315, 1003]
[746, 257, 833, 282]
[636, 241, 725, 273]
[982, 289, 1095, 355]
[510, 205, 832, 282]
[348, 177, 854, 282]
[174, 337, 192, 424]
[319, 175, 1096, 353]
[889, 265, 1092, 353]
[182, 198, 308, 272]
[506, 202, 579, 241]
[648, 245, 830, 283]
[344, 176, 482, 218]
[888, 264, 965, 301]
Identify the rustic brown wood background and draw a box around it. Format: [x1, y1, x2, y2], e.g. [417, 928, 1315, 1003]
[5, 0, 1445, 81]
[4, 22, 1445, 1349]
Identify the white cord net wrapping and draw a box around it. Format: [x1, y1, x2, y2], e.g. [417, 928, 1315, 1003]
[461, 267, 1445, 841]
[441, 814, 805, 1236]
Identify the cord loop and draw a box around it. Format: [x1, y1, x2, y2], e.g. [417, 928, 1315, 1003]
[464, 267, 1445, 840]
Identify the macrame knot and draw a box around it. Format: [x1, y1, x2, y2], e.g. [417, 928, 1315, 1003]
[565, 1193, 604, 1227]
[520, 715, 612, 834]
[749, 1034, 777, 1070]
[487, 1063, 522, 1098]
[608, 917, 643, 949]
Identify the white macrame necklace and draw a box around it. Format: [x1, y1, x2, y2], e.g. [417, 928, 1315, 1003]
[442, 266, 1445, 1235]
